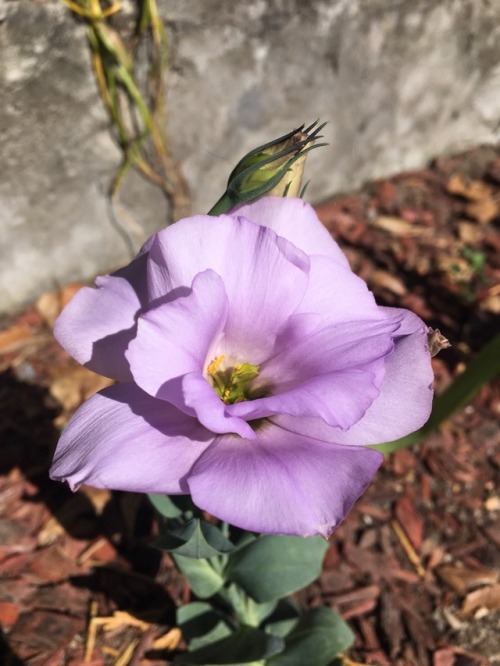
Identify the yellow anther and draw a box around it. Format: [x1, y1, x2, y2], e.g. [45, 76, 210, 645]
[207, 354, 225, 376]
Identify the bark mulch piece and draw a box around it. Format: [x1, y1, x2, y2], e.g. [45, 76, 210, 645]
[1, 144, 499, 665]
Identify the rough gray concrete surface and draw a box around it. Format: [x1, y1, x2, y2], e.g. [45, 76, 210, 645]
[1, 0, 500, 312]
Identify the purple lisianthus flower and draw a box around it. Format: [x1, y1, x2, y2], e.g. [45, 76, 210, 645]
[50, 198, 433, 537]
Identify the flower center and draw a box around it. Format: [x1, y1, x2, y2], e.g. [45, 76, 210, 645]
[207, 355, 260, 405]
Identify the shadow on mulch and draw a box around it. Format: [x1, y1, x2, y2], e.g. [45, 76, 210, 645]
[0, 370, 180, 654]
[1, 367, 153, 544]
[0, 631, 26, 666]
[1, 368, 132, 547]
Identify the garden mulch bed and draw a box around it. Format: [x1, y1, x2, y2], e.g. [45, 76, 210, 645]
[1, 145, 499, 666]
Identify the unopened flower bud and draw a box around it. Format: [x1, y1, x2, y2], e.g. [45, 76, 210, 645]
[208, 121, 326, 215]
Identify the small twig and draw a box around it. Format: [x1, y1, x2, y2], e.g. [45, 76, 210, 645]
[152, 627, 182, 650]
[128, 626, 159, 666]
[84, 600, 99, 662]
[77, 536, 109, 565]
[84, 607, 181, 664]
[391, 518, 426, 578]
[114, 637, 140, 666]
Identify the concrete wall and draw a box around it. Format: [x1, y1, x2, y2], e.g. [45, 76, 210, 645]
[1, 0, 500, 312]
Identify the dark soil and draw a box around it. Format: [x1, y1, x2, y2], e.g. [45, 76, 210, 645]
[1, 145, 499, 666]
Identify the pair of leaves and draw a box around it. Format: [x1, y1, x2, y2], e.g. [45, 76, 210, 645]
[175, 619, 283, 665]
[150, 495, 329, 605]
[169, 534, 328, 604]
[176, 603, 353, 666]
[267, 608, 354, 666]
[154, 519, 234, 559]
[150, 493, 234, 559]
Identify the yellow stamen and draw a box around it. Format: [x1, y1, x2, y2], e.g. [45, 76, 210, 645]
[207, 354, 225, 375]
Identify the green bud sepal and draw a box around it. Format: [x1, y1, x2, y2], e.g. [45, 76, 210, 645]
[208, 120, 327, 216]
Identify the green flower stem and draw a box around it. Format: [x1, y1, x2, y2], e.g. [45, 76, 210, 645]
[207, 192, 237, 217]
[373, 332, 500, 454]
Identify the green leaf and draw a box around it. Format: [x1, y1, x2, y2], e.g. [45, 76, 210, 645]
[226, 584, 277, 626]
[373, 332, 500, 454]
[148, 493, 194, 519]
[174, 626, 284, 665]
[267, 607, 354, 666]
[226, 535, 328, 603]
[173, 554, 224, 599]
[177, 602, 233, 650]
[263, 600, 300, 638]
[154, 519, 235, 558]
[264, 617, 299, 640]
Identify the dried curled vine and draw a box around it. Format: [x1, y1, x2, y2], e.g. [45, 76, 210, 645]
[64, 0, 191, 225]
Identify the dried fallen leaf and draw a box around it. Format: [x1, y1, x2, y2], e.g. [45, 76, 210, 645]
[36, 283, 86, 329]
[48, 365, 113, 424]
[442, 607, 465, 631]
[480, 293, 500, 314]
[437, 564, 498, 595]
[153, 627, 182, 650]
[446, 173, 493, 201]
[465, 197, 499, 225]
[458, 221, 482, 244]
[35, 292, 63, 330]
[371, 215, 430, 237]
[37, 517, 66, 547]
[0, 325, 36, 355]
[461, 583, 500, 616]
[484, 496, 500, 512]
[369, 270, 407, 296]
[435, 647, 491, 666]
[435, 254, 475, 282]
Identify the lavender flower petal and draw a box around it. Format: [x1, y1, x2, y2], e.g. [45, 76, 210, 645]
[228, 317, 402, 427]
[127, 269, 228, 399]
[50, 383, 213, 493]
[54, 254, 149, 382]
[187, 421, 383, 537]
[274, 310, 433, 446]
[298, 255, 380, 322]
[234, 197, 350, 267]
[227, 366, 383, 430]
[146, 214, 310, 361]
[126, 269, 254, 438]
